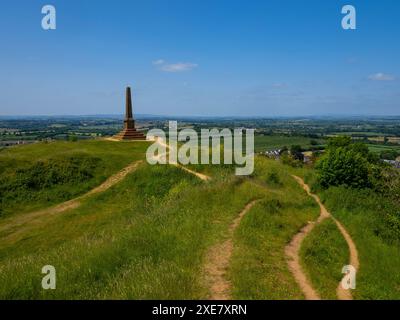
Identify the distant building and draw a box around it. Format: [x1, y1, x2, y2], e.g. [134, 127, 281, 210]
[264, 149, 281, 160]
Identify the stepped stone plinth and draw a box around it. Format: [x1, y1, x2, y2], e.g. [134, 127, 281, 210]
[114, 87, 146, 140]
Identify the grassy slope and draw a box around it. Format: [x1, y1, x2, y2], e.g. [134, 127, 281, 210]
[2, 139, 399, 299]
[229, 158, 320, 299]
[0, 140, 149, 216]
[300, 170, 400, 299]
[0, 162, 266, 299]
[300, 219, 349, 300]
[319, 188, 400, 299]
[0, 151, 319, 299]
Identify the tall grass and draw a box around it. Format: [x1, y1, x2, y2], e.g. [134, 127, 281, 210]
[229, 158, 320, 299]
[0, 163, 264, 299]
[319, 187, 400, 299]
[0, 140, 149, 216]
[300, 219, 349, 299]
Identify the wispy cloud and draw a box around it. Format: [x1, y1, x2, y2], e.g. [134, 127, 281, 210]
[152, 59, 198, 72]
[152, 59, 165, 65]
[368, 72, 395, 81]
[161, 62, 198, 72]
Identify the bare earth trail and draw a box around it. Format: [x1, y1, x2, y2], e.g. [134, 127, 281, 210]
[203, 200, 259, 300]
[0, 161, 142, 241]
[288, 175, 359, 300]
[334, 218, 359, 300]
[152, 137, 211, 181]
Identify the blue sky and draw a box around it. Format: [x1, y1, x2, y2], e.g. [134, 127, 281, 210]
[0, 0, 399, 116]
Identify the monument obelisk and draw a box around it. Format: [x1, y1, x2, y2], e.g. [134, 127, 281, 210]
[114, 87, 146, 140]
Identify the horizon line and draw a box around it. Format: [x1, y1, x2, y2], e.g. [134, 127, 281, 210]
[1, 113, 400, 119]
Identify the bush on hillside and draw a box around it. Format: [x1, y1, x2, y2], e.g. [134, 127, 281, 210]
[316, 147, 371, 188]
[315, 137, 376, 189]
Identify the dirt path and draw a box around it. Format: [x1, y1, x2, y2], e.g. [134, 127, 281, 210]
[153, 137, 211, 181]
[175, 165, 210, 181]
[334, 217, 359, 300]
[203, 200, 259, 300]
[0, 161, 142, 240]
[285, 176, 328, 300]
[288, 175, 359, 300]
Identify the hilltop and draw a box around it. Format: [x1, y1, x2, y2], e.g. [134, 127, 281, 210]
[0, 139, 399, 299]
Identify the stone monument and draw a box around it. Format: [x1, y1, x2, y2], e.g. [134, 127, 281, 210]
[114, 87, 146, 140]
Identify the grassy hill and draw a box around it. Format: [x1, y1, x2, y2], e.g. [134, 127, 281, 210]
[0, 140, 399, 299]
[0, 140, 149, 217]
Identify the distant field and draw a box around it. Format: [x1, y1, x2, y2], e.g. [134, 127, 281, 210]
[366, 144, 400, 153]
[388, 137, 400, 144]
[332, 132, 387, 137]
[330, 132, 400, 146]
[254, 135, 325, 152]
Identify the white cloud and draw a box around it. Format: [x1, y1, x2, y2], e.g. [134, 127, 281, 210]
[152, 59, 165, 65]
[368, 73, 395, 81]
[161, 62, 198, 72]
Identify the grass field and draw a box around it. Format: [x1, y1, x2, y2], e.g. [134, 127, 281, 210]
[318, 187, 400, 299]
[0, 145, 320, 299]
[299, 167, 400, 299]
[229, 159, 319, 299]
[366, 143, 400, 153]
[0, 140, 399, 299]
[0, 162, 263, 299]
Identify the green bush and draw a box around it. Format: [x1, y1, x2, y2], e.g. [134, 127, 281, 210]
[0, 154, 101, 216]
[266, 171, 282, 186]
[315, 137, 377, 189]
[316, 147, 370, 188]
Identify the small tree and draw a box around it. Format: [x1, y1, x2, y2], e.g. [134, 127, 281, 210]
[316, 147, 370, 188]
[316, 136, 372, 189]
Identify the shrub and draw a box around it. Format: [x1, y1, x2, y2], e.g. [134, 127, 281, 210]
[316, 147, 370, 188]
[266, 170, 282, 186]
[315, 136, 382, 189]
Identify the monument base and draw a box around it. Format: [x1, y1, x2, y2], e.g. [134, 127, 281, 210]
[114, 128, 146, 140]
